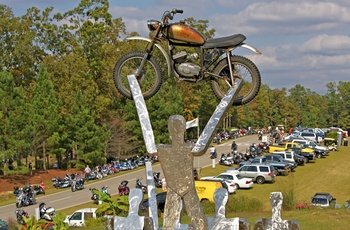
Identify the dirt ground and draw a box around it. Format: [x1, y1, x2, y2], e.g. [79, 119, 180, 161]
[0, 169, 82, 194]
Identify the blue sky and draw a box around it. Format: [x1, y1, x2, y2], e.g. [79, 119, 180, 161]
[2, 0, 350, 95]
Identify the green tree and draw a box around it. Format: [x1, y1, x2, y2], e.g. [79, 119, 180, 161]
[64, 92, 109, 167]
[0, 71, 27, 172]
[26, 66, 61, 170]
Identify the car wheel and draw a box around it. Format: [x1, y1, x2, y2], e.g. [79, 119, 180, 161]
[235, 183, 240, 189]
[256, 176, 265, 184]
[317, 154, 322, 159]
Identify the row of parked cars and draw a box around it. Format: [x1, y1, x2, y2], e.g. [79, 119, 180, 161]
[199, 134, 336, 200]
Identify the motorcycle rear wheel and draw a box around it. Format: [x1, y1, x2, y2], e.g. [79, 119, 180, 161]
[113, 51, 163, 100]
[211, 55, 261, 106]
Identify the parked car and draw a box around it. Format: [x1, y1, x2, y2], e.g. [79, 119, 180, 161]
[311, 192, 336, 208]
[292, 139, 329, 157]
[263, 154, 296, 172]
[226, 164, 275, 184]
[283, 133, 305, 142]
[294, 153, 306, 166]
[249, 156, 291, 175]
[201, 172, 253, 190]
[199, 176, 238, 194]
[300, 132, 318, 142]
[140, 192, 167, 215]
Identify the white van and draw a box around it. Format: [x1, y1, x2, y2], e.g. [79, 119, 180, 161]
[64, 208, 99, 227]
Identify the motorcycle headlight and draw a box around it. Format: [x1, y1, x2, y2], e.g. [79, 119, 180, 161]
[147, 20, 160, 31]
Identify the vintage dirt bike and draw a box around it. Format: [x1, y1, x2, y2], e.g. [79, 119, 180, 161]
[113, 8, 261, 106]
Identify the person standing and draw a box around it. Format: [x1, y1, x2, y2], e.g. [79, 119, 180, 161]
[28, 162, 33, 176]
[209, 146, 217, 159]
[84, 165, 91, 180]
[231, 141, 237, 152]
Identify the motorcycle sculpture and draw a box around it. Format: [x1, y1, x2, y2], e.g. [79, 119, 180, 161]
[113, 8, 261, 106]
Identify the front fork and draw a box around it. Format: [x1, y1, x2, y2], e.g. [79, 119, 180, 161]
[135, 29, 161, 78]
[225, 49, 238, 88]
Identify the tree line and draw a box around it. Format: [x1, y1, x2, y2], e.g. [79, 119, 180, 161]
[0, 1, 349, 172]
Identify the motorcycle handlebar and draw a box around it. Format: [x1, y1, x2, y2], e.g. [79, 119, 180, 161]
[172, 9, 183, 14]
[164, 9, 184, 21]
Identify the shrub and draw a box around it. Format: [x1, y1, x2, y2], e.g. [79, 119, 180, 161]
[325, 131, 338, 145]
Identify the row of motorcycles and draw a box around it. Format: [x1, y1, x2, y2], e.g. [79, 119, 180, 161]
[219, 143, 269, 166]
[51, 173, 84, 192]
[15, 202, 56, 225]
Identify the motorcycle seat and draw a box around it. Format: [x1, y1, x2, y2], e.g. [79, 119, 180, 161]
[203, 34, 246, 49]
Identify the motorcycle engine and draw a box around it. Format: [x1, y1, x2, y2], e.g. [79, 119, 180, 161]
[177, 63, 201, 77]
[173, 51, 200, 77]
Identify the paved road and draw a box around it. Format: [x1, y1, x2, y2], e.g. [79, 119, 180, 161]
[0, 135, 258, 221]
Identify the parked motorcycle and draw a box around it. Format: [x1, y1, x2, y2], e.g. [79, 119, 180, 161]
[71, 178, 84, 192]
[153, 172, 162, 188]
[135, 178, 147, 193]
[15, 209, 29, 225]
[219, 153, 233, 166]
[39, 202, 56, 221]
[90, 188, 100, 204]
[52, 174, 71, 189]
[113, 8, 261, 105]
[118, 180, 130, 196]
[32, 185, 45, 195]
[346, 200, 350, 209]
[101, 186, 111, 197]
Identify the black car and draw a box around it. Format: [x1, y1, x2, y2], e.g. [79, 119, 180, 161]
[140, 192, 167, 215]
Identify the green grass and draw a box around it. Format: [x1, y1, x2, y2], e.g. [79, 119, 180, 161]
[5, 145, 350, 229]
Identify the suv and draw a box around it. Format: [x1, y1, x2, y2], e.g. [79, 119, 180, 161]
[226, 164, 275, 184]
[300, 132, 317, 142]
[311, 192, 336, 208]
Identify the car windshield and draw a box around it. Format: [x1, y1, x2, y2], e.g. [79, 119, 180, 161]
[312, 198, 328, 205]
[235, 174, 243, 179]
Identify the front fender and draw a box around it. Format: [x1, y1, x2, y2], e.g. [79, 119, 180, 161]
[126, 36, 171, 77]
[240, 43, 262, 55]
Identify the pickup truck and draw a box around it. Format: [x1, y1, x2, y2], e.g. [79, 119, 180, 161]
[64, 208, 99, 227]
[286, 146, 316, 163]
[269, 142, 314, 154]
[248, 156, 291, 175]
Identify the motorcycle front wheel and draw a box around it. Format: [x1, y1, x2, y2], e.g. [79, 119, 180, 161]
[210, 55, 261, 106]
[113, 51, 163, 100]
